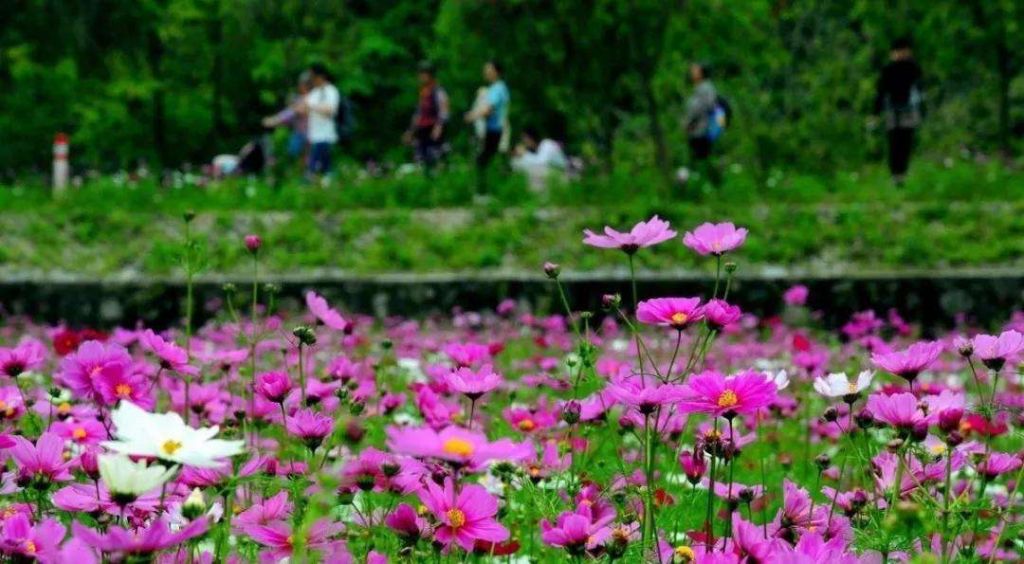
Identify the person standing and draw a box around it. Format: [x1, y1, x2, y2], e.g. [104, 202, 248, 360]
[464, 60, 509, 197]
[874, 37, 923, 185]
[302, 63, 340, 179]
[683, 62, 721, 186]
[403, 61, 450, 173]
[262, 71, 312, 166]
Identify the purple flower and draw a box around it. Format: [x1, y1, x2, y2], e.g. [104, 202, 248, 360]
[72, 517, 208, 556]
[871, 341, 944, 383]
[636, 297, 704, 330]
[972, 330, 1024, 371]
[139, 329, 198, 376]
[59, 341, 133, 402]
[255, 371, 293, 404]
[285, 409, 333, 449]
[0, 339, 46, 378]
[385, 503, 429, 541]
[583, 215, 676, 254]
[443, 365, 504, 400]
[865, 392, 926, 431]
[540, 504, 614, 556]
[702, 299, 742, 329]
[682, 222, 748, 256]
[977, 452, 1023, 480]
[244, 234, 262, 253]
[607, 374, 687, 415]
[783, 284, 809, 306]
[10, 432, 73, 486]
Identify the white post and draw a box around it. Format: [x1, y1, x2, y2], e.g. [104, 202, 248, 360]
[53, 132, 69, 196]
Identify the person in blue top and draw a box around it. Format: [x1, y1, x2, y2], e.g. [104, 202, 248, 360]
[464, 60, 509, 196]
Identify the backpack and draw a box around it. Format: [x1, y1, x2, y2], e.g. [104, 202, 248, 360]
[335, 95, 357, 142]
[707, 95, 731, 142]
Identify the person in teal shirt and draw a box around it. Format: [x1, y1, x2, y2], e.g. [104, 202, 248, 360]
[465, 60, 509, 196]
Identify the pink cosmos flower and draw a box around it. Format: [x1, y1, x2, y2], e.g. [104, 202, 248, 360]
[702, 299, 742, 329]
[682, 222, 748, 256]
[0, 513, 65, 561]
[679, 370, 777, 419]
[341, 447, 396, 492]
[783, 285, 809, 306]
[52, 482, 161, 516]
[10, 432, 73, 485]
[285, 409, 334, 449]
[636, 298, 704, 330]
[0, 339, 46, 378]
[248, 518, 345, 561]
[59, 341, 133, 401]
[417, 478, 509, 552]
[386, 425, 532, 470]
[442, 342, 491, 368]
[244, 234, 262, 253]
[139, 329, 198, 376]
[607, 374, 687, 415]
[233, 491, 293, 536]
[972, 330, 1024, 370]
[977, 452, 1023, 480]
[306, 291, 347, 330]
[386, 503, 429, 542]
[443, 365, 504, 400]
[583, 215, 677, 253]
[870, 341, 943, 383]
[540, 504, 614, 556]
[865, 392, 926, 432]
[93, 365, 153, 408]
[72, 517, 208, 556]
[255, 371, 293, 403]
[51, 419, 108, 446]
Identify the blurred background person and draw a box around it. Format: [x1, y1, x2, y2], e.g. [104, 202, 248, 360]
[464, 60, 510, 198]
[874, 36, 924, 185]
[301, 62, 340, 180]
[682, 62, 723, 187]
[511, 126, 567, 191]
[403, 61, 450, 174]
[262, 71, 311, 168]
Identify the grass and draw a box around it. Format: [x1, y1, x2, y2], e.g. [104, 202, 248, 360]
[1, 158, 1023, 278]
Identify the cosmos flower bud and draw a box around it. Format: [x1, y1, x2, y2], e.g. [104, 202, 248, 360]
[349, 399, 366, 416]
[561, 400, 581, 425]
[80, 450, 100, 480]
[724, 261, 737, 274]
[244, 234, 262, 253]
[814, 454, 831, 471]
[911, 420, 929, 442]
[602, 293, 621, 310]
[938, 409, 964, 434]
[222, 283, 237, 295]
[181, 488, 206, 520]
[955, 338, 973, 358]
[543, 262, 561, 279]
[293, 326, 317, 346]
[183, 210, 196, 223]
[855, 409, 874, 430]
[822, 406, 839, 423]
[945, 430, 964, 447]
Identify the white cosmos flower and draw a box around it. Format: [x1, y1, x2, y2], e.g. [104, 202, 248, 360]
[99, 454, 176, 498]
[769, 369, 790, 390]
[102, 401, 244, 468]
[813, 371, 874, 398]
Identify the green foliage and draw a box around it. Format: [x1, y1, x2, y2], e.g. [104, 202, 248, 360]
[2, 1, 1024, 176]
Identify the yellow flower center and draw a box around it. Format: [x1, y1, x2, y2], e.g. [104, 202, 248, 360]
[162, 439, 184, 456]
[447, 508, 466, 529]
[0, 401, 7, 410]
[930, 443, 947, 456]
[517, 419, 536, 432]
[847, 382, 859, 394]
[285, 535, 293, 547]
[57, 402, 71, 414]
[115, 384, 132, 398]
[675, 545, 695, 562]
[670, 312, 689, 326]
[72, 427, 88, 441]
[717, 390, 738, 408]
[441, 438, 474, 457]
[24, 540, 36, 555]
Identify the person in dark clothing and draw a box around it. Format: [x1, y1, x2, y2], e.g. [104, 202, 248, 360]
[403, 61, 450, 173]
[874, 37, 923, 185]
[683, 62, 722, 187]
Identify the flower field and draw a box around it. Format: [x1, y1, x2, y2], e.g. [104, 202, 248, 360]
[0, 216, 1021, 562]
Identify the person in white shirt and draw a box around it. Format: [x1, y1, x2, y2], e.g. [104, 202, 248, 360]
[512, 127, 567, 191]
[301, 63, 339, 176]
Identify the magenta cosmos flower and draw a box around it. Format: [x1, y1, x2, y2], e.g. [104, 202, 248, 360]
[285, 408, 333, 449]
[10, 432, 73, 485]
[306, 291, 347, 330]
[679, 370, 777, 420]
[702, 299, 742, 329]
[72, 517, 208, 556]
[608, 374, 687, 415]
[418, 478, 509, 553]
[870, 341, 943, 383]
[255, 371, 293, 403]
[244, 234, 262, 253]
[386, 425, 532, 469]
[972, 330, 1024, 371]
[248, 518, 345, 561]
[865, 392, 926, 433]
[444, 365, 504, 400]
[682, 222, 748, 256]
[540, 504, 615, 556]
[784, 285, 809, 306]
[139, 329, 198, 376]
[583, 215, 676, 254]
[0, 339, 46, 378]
[59, 341, 133, 401]
[636, 297, 704, 330]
